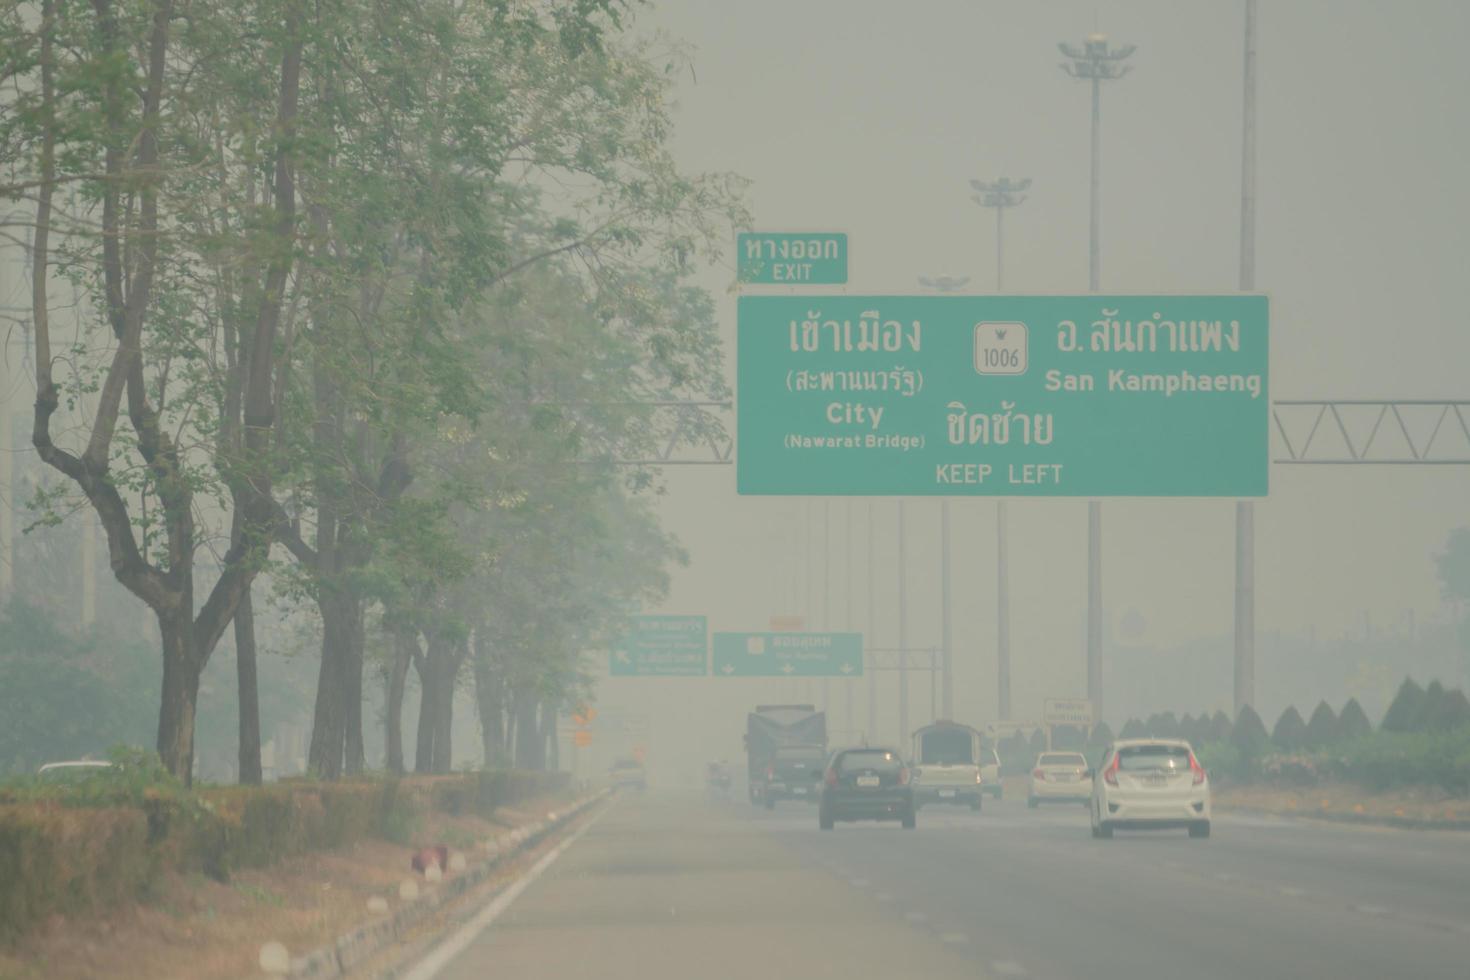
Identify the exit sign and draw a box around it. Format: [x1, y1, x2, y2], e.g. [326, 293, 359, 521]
[737, 233, 847, 285]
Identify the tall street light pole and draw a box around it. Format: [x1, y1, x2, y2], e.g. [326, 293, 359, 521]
[1235, 0, 1258, 718]
[970, 177, 1030, 721]
[918, 274, 970, 722]
[1061, 32, 1134, 725]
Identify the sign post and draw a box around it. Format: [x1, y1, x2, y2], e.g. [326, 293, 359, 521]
[610, 616, 708, 676]
[712, 632, 863, 678]
[737, 295, 1268, 496]
[1043, 698, 1095, 750]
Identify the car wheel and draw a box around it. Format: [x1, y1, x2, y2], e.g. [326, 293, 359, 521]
[970, 798, 982, 812]
[1098, 821, 1114, 839]
[1027, 797, 1039, 809]
[901, 808, 917, 830]
[1189, 821, 1211, 839]
[819, 809, 834, 831]
[764, 796, 775, 810]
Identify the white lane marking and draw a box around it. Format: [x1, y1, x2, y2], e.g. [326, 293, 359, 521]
[399, 801, 611, 980]
[991, 960, 1028, 976]
[1352, 904, 1394, 918]
[939, 932, 968, 945]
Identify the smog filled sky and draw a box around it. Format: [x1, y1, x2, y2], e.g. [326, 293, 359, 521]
[593, 0, 1470, 773]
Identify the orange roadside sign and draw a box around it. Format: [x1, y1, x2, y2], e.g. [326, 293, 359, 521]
[572, 705, 597, 727]
[573, 730, 593, 748]
[632, 744, 646, 762]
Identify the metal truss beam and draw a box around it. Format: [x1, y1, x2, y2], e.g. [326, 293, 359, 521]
[1272, 400, 1470, 464]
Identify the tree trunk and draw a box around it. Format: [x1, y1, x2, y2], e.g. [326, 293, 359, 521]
[156, 612, 202, 784]
[514, 690, 543, 771]
[432, 659, 454, 774]
[385, 625, 414, 774]
[345, 611, 365, 774]
[235, 586, 262, 784]
[307, 592, 350, 779]
[473, 655, 504, 768]
[429, 643, 455, 775]
[542, 700, 559, 772]
[413, 653, 436, 773]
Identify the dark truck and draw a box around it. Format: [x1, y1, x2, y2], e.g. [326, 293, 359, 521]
[745, 704, 827, 806]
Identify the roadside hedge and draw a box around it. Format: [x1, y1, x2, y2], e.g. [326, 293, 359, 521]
[0, 768, 571, 941]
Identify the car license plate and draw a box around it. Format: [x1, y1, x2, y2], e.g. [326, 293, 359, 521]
[1143, 774, 1167, 785]
[939, 789, 956, 798]
[856, 775, 880, 788]
[793, 787, 807, 795]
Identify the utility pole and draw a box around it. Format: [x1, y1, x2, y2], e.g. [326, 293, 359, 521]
[822, 499, 830, 713]
[918, 274, 970, 723]
[897, 500, 909, 745]
[1061, 32, 1134, 724]
[1235, 0, 1258, 718]
[866, 501, 877, 743]
[970, 177, 1030, 721]
[844, 500, 854, 739]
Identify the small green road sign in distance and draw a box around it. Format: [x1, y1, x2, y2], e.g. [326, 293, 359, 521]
[737, 295, 1268, 497]
[611, 616, 708, 676]
[738, 233, 848, 285]
[712, 632, 864, 677]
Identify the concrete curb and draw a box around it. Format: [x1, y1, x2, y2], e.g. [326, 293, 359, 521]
[283, 788, 612, 979]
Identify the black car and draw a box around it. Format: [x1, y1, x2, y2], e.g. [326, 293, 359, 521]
[763, 745, 826, 807]
[818, 747, 916, 830]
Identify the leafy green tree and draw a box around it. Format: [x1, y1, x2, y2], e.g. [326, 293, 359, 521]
[8, 0, 304, 781]
[1381, 677, 1427, 733]
[1304, 700, 1339, 748]
[1271, 706, 1306, 750]
[1210, 710, 1234, 742]
[1337, 698, 1373, 740]
[1231, 705, 1269, 757]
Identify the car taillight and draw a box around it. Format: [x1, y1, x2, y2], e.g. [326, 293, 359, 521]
[766, 765, 774, 780]
[975, 771, 983, 784]
[898, 767, 910, 786]
[825, 769, 837, 787]
[1032, 768, 1046, 781]
[1190, 754, 1206, 786]
[1104, 756, 1120, 786]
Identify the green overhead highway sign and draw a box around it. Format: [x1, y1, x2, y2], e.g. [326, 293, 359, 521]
[737, 233, 847, 285]
[736, 295, 1269, 497]
[611, 616, 708, 676]
[712, 632, 864, 677]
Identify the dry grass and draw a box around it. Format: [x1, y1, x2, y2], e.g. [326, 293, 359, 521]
[1214, 781, 1470, 827]
[0, 792, 575, 980]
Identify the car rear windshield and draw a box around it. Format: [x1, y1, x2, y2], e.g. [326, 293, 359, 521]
[1117, 745, 1191, 771]
[918, 729, 974, 765]
[838, 750, 903, 773]
[1039, 753, 1087, 767]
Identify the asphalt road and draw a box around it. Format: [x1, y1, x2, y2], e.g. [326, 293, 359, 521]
[434, 789, 1470, 980]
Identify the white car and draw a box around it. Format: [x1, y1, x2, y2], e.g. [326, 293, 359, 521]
[1028, 751, 1091, 807]
[1090, 739, 1211, 839]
